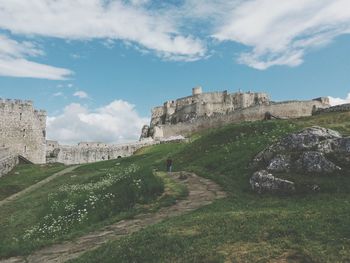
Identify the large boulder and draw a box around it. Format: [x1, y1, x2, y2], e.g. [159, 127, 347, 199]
[280, 126, 342, 151]
[254, 126, 342, 165]
[254, 126, 347, 174]
[250, 126, 349, 194]
[295, 151, 341, 173]
[250, 170, 295, 194]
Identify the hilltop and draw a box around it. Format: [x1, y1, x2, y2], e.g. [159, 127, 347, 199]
[0, 111, 350, 262]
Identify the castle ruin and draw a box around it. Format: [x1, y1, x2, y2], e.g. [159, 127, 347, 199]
[0, 99, 46, 163]
[0, 99, 46, 176]
[141, 87, 330, 140]
[46, 140, 159, 165]
[0, 87, 333, 176]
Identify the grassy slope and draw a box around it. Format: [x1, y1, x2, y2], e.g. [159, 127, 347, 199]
[72, 112, 350, 263]
[0, 143, 186, 258]
[0, 163, 66, 201]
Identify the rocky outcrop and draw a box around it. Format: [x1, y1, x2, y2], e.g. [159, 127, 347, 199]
[253, 126, 347, 173]
[250, 170, 295, 194]
[295, 151, 341, 173]
[140, 125, 150, 140]
[251, 126, 350, 194]
[267, 154, 291, 172]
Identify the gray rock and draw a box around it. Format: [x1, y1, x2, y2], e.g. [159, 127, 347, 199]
[296, 151, 341, 173]
[253, 126, 342, 165]
[267, 154, 291, 172]
[280, 126, 342, 151]
[332, 137, 350, 153]
[250, 170, 295, 194]
[139, 125, 150, 140]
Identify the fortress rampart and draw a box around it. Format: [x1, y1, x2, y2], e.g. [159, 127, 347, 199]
[313, 103, 350, 115]
[0, 147, 18, 177]
[46, 139, 159, 165]
[152, 100, 329, 138]
[149, 87, 270, 128]
[141, 88, 330, 140]
[0, 99, 46, 164]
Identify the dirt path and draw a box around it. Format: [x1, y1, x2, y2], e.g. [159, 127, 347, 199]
[0, 165, 80, 208]
[0, 172, 226, 263]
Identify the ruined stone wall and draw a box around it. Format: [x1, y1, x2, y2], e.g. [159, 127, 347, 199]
[0, 99, 46, 164]
[150, 89, 270, 128]
[0, 147, 10, 160]
[313, 103, 350, 115]
[153, 100, 329, 139]
[0, 155, 19, 178]
[0, 147, 18, 177]
[151, 106, 165, 126]
[46, 140, 59, 152]
[47, 140, 159, 165]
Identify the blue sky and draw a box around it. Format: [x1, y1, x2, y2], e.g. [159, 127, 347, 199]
[0, 0, 350, 144]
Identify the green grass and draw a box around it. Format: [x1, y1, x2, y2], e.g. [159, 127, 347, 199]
[0, 163, 66, 201]
[153, 172, 189, 207]
[71, 112, 350, 263]
[0, 143, 186, 258]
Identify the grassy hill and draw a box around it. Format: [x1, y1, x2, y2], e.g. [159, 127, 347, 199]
[1, 112, 350, 262]
[73, 112, 350, 263]
[0, 144, 185, 258]
[0, 163, 65, 201]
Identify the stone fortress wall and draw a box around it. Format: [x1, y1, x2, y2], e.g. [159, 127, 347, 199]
[46, 139, 159, 165]
[0, 147, 18, 177]
[313, 103, 350, 115]
[141, 87, 331, 140]
[0, 87, 335, 175]
[0, 99, 46, 164]
[150, 86, 270, 127]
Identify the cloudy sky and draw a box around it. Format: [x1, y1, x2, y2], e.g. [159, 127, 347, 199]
[1, 0, 350, 144]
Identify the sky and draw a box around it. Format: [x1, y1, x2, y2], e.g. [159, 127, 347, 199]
[0, 0, 350, 144]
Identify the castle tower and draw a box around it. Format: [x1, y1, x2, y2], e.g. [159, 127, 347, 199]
[192, 86, 203, 96]
[0, 99, 47, 164]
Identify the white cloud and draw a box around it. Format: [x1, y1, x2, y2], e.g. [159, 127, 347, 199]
[0, 34, 72, 79]
[73, 90, 89, 99]
[53, 92, 63, 97]
[212, 0, 350, 69]
[1, 0, 349, 74]
[328, 93, 350, 106]
[0, 0, 206, 62]
[47, 100, 149, 145]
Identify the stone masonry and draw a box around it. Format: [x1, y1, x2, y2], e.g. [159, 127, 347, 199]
[0, 99, 46, 164]
[141, 87, 330, 140]
[46, 140, 159, 165]
[0, 147, 18, 177]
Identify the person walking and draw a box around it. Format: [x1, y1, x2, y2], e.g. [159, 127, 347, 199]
[166, 157, 173, 173]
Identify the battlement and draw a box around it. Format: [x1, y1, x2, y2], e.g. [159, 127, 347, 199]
[0, 98, 47, 117]
[77, 142, 108, 148]
[0, 98, 33, 107]
[34, 109, 47, 117]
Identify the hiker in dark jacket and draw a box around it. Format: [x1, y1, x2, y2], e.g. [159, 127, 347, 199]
[166, 157, 173, 173]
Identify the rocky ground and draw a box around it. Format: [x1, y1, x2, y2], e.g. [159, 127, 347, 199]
[250, 126, 350, 194]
